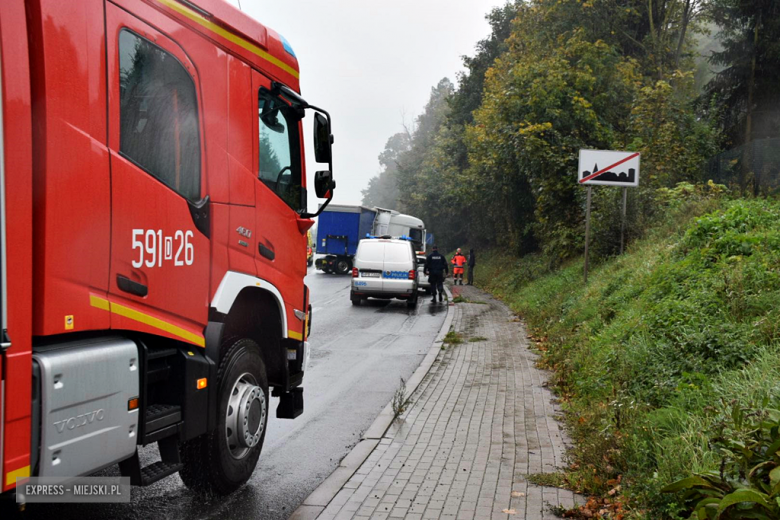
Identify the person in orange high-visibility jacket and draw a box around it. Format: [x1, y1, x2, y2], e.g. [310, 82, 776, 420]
[451, 248, 467, 285]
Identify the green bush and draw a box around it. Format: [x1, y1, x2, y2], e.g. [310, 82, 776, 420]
[662, 400, 780, 519]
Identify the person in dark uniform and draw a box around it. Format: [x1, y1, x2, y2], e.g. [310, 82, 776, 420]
[424, 245, 448, 303]
[467, 248, 476, 285]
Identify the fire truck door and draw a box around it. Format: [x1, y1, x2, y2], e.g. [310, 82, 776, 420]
[105, 7, 209, 346]
[251, 70, 308, 315]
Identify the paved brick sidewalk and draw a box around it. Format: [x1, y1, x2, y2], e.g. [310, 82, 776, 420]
[315, 284, 582, 520]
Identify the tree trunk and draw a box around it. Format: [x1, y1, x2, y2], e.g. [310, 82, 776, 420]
[741, 16, 759, 194]
[674, 0, 693, 70]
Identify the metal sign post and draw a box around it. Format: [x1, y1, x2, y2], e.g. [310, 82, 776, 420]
[584, 185, 592, 283]
[619, 187, 627, 255]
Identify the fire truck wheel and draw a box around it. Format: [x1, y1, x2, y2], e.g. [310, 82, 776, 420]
[179, 338, 268, 495]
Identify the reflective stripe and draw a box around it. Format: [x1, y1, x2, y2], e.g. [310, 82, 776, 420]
[89, 294, 110, 311]
[288, 330, 303, 341]
[90, 295, 205, 347]
[155, 0, 300, 79]
[5, 465, 29, 486]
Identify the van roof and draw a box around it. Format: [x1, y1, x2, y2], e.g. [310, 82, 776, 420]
[152, 0, 301, 91]
[359, 238, 413, 245]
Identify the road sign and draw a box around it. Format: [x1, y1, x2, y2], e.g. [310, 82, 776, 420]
[578, 149, 640, 187]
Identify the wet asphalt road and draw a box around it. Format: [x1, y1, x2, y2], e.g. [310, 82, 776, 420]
[17, 267, 447, 520]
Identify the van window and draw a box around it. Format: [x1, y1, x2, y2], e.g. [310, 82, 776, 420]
[357, 241, 385, 262]
[119, 30, 201, 201]
[384, 243, 411, 263]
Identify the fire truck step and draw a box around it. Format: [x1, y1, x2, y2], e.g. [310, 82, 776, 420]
[145, 404, 182, 433]
[139, 460, 184, 486]
[146, 347, 178, 360]
[120, 436, 182, 486]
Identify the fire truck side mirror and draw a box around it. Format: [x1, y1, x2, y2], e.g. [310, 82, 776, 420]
[314, 170, 334, 198]
[313, 112, 332, 164]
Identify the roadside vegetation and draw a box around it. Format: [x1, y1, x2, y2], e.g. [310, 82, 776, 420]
[360, 1, 780, 515]
[476, 191, 780, 517]
[443, 331, 464, 345]
[391, 377, 412, 420]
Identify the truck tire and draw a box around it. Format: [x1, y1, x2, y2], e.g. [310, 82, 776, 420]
[350, 292, 362, 306]
[179, 338, 268, 495]
[406, 293, 418, 308]
[334, 258, 351, 275]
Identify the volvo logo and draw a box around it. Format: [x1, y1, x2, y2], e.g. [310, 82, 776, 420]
[236, 226, 252, 238]
[54, 409, 105, 433]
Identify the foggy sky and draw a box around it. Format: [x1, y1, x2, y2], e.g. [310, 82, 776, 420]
[228, 0, 504, 209]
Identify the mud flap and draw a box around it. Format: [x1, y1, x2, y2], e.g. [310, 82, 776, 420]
[276, 387, 304, 419]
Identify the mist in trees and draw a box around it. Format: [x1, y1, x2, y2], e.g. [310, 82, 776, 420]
[362, 3, 518, 247]
[363, 0, 778, 262]
[705, 0, 780, 146]
[361, 132, 410, 209]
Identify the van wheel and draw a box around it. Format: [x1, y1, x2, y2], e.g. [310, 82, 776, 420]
[179, 339, 268, 495]
[406, 294, 418, 308]
[335, 258, 351, 275]
[350, 292, 362, 306]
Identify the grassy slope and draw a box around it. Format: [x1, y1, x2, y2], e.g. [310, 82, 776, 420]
[473, 197, 780, 517]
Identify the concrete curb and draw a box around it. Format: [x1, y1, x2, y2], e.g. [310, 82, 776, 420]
[288, 285, 456, 520]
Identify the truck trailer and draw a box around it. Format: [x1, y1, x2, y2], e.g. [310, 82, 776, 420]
[315, 206, 426, 274]
[0, 0, 336, 499]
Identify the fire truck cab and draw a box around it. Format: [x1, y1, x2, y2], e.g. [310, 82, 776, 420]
[0, 0, 335, 497]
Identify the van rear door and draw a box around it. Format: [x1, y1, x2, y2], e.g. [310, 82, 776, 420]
[354, 240, 385, 292]
[382, 242, 414, 294]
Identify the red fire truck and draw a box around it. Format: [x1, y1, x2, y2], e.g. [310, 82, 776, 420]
[0, 0, 335, 498]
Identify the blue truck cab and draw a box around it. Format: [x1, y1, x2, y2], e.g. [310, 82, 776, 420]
[315, 205, 378, 274]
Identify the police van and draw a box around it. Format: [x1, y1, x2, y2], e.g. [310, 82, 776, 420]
[350, 237, 419, 308]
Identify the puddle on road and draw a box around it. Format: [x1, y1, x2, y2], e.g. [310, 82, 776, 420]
[371, 299, 447, 316]
[425, 303, 445, 316]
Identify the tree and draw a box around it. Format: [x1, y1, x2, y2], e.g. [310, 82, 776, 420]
[705, 0, 780, 145]
[468, 22, 640, 258]
[370, 0, 720, 260]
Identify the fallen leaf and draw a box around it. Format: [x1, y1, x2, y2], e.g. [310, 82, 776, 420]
[502, 509, 517, 515]
[511, 491, 525, 497]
